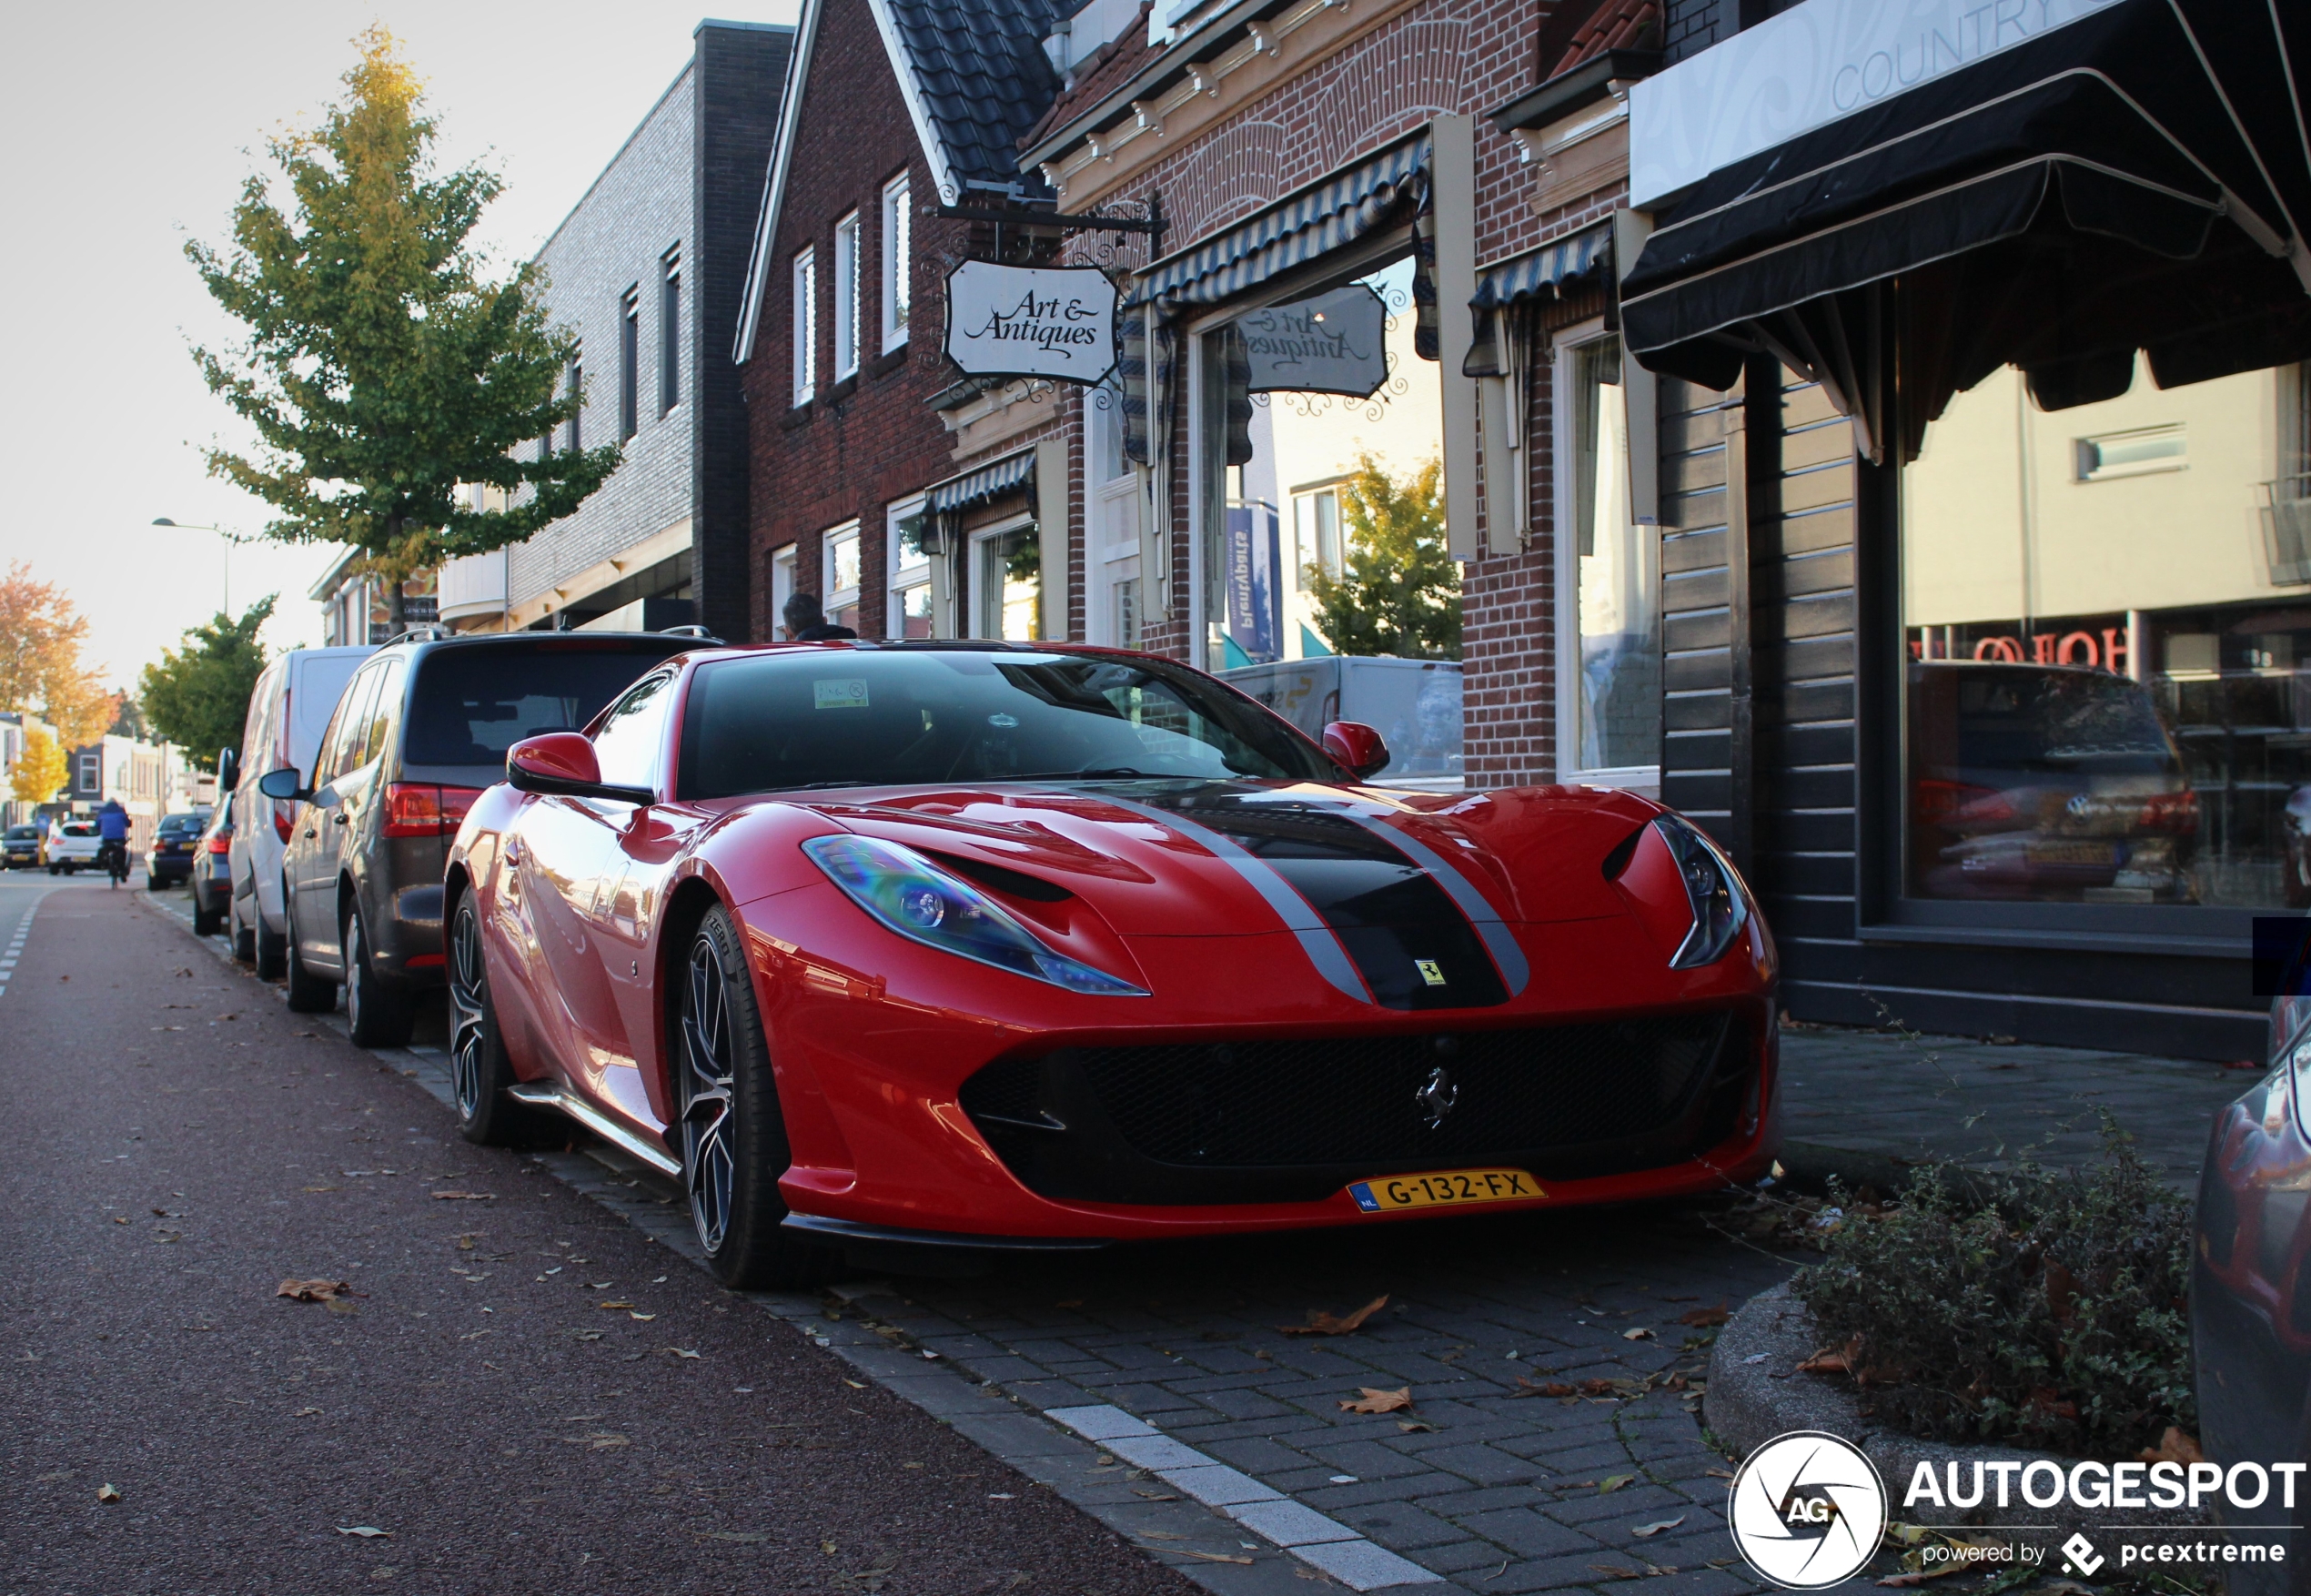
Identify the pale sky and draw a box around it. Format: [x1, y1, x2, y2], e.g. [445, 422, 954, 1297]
[0, 0, 799, 687]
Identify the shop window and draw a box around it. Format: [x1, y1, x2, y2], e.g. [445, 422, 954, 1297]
[972, 521, 1041, 641]
[1196, 254, 1451, 674]
[887, 498, 933, 639]
[1903, 357, 2311, 907]
[882, 175, 910, 352]
[1557, 329, 1660, 783]
[822, 521, 863, 634]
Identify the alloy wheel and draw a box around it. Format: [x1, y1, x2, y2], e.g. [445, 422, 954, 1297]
[680, 934, 737, 1256]
[447, 905, 489, 1122]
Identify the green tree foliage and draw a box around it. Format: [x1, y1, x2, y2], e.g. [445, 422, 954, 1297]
[139, 598, 277, 773]
[1303, 453, 1460, 660]
[187, 27, 616, 620]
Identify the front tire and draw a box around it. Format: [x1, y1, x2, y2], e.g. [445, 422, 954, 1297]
[343, 910, 414, 1048]
[229, 894, 257, 964]
[282, 894, 337, 1015]
[448, 898, 552, 1146]
[676, 907, 834, 1289]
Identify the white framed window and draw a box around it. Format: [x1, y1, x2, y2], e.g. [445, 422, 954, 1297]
[969, 514, 1042, 641]
[1292, 487, 1343, 585]
[791, 247, 817, 407]
[822, 520, 863, 634]
[833, 211, 861, 380]
[882, 174, 912, 353]
[770, 545, 798, 638]
[886, 495, 933, 639]
[1553, 323, 1660, 793]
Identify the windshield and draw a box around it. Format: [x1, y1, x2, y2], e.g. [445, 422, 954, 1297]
[407, 641, 688, 768]
[157, 815, 203, 836]
[679, 647, 1335, 800]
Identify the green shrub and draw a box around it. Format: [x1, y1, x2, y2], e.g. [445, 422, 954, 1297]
[1790, 1131, 2195, 1459]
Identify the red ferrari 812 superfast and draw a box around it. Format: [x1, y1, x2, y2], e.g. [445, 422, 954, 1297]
[444, 641, 1781, 1286]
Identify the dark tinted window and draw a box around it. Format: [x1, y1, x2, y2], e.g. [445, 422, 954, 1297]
[157, 814, 204, 836]
[680, 647, 1330, 800]
[5, 825, 36, 841]
[407, 642, 687, 768]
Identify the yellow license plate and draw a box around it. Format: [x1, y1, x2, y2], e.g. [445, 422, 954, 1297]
[1347, 1168, 1543, 1213]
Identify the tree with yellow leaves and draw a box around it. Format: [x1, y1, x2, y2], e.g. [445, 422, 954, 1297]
[1303, 453, 1461, 660]
[0, 562, 114, 748]
[187, 27, 616, 625]
[9, 726, 67, 807]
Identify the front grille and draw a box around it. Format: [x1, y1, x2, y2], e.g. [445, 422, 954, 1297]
[959, 1009, 1753, 1206]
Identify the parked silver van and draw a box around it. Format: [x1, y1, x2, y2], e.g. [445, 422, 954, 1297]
[226, 645, 374, 975]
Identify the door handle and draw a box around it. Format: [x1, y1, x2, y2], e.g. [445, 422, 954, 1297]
[332, 813, 348, 826]
[304, 828, 317, 839]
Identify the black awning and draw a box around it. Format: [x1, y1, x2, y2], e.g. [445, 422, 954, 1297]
[1621, 0, 2311, 450]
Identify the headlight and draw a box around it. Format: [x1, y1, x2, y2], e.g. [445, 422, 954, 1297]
[1654, 814, 1749, 969]
[802, 834, 1145, 996]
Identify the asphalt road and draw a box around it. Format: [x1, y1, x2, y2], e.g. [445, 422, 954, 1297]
[0, 872, 1203, 1596]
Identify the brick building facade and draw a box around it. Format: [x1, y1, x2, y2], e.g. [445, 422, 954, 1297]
[438, 22, 792, 640]
[735, 0, 1079, 646]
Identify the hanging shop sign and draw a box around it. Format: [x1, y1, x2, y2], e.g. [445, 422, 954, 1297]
[1236, 285, 1388, 398]
[943, 261, 1119, 385]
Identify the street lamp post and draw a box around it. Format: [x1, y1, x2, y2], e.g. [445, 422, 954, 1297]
[150, 519, 231, 616]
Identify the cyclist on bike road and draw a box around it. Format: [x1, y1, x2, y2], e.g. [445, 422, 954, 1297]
[96, 799, 130, 886]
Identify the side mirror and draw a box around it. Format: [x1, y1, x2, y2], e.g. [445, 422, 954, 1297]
[1322, 721, 1391, 781]
[256, 767, 307, 802]
[217, 747, 239, 791]
[507, 733, 656, 805]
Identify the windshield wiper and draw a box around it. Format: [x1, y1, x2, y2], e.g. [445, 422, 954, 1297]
[993, 766, 1165, 782]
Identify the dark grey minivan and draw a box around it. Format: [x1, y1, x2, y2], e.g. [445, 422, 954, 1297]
[258, 630, 701, 1045]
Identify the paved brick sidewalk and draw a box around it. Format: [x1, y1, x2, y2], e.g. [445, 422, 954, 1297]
[1778, 1022, 2257, 1189]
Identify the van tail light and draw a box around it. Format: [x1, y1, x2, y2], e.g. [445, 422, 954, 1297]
[207, 835, 230, 854]
[384, 783, 485, 838]
[274, 804, 293, 843]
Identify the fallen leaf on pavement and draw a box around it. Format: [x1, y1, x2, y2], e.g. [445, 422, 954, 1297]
[1796, 1338, 1859, 1375]
[1705, 1468, 1736, 1480]
[1148, 1549, 1254, 1565]
[96, 1484, 121, 1503]
[1514, 1377, 1578, 1399]
[1338, 1386, 1414, 1414]
[2137, 1426, 2203, 1464]
[1398, 1419, 1436, 1432]
[629, 1312, 657, 1321]
[1279, 1294, 1388, 1336]
[302, 1186, 339, 1193]
[822, 1541, 838, 1555]
[597, 1301, 635, 1310]
[1676, 1304, 1731, 1328]
[1589, 1565, 1642, 1581]
[109, 1217, 128, 1226]
[1623, 1327, 1655, 1341]
[1600, 1474, 1637, 1493]
[843, 1379, 867, 1389]
[430, 1191, 492, 1201]
[669, 1349, 701, 1359]
[1634, 1517, 1685, 1538]
[277, 1278, 353, 1303]
[335, 1526, 390, 1538]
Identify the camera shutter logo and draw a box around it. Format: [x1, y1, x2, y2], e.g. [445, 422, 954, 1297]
[1729, 1431, 1888, 1589]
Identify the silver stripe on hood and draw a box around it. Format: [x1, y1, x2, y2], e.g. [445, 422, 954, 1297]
[1083, 791, 1371, 1004]
[1315, 804, 1531, 997]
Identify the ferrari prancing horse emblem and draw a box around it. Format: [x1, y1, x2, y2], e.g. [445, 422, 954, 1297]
[1416, 959, 1446, 985]
[1417, 1066, 1458, 1128]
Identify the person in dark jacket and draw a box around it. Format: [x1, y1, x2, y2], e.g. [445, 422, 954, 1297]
[783, 591, 858, 641]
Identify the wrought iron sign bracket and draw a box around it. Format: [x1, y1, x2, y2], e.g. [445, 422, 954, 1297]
[933, 192, 1166, 267]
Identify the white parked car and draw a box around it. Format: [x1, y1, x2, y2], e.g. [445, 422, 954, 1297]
[45, 819, 101, 874]
[226, 644, 374, 975]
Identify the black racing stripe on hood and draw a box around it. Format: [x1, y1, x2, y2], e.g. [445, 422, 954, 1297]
[1129, 787, 1510, 1011]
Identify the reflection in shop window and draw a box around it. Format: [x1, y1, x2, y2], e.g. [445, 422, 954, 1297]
[1904, 357, 2311, 907]
[1294, 487, 1342, 581]
[1561, 331, 1660, 778]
